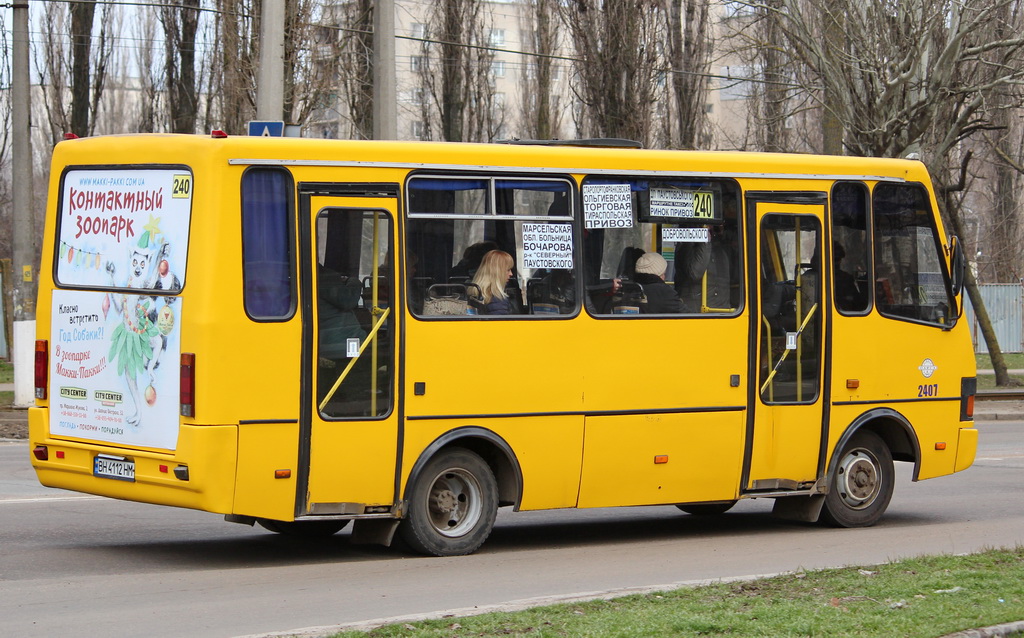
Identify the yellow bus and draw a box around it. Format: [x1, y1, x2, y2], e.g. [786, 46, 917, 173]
[30, 133, 977, 556]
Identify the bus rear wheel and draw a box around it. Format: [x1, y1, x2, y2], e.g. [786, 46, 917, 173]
[675, 500, 737, 516]
[821, 431, 894, 528]
[399, 448, 498, 557]
[256, 518, 349, 537]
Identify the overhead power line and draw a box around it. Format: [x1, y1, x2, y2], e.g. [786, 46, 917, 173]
[10, 0, 804, 90]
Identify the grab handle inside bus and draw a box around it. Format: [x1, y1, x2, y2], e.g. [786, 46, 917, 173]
[761, 303, 818, 396]
[318, 307, 391, 412]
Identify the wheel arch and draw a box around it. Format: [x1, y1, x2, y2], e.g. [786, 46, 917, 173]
[404, 426, 523, 510]
[829, 408, 921, 482]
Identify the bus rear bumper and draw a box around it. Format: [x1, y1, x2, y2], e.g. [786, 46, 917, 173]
[28, 407, 237, 514]
[954, 426, 978, 473]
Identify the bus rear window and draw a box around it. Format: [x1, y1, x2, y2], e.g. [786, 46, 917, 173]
[242, 168, 295, 320]
[55, 168, 192, 291]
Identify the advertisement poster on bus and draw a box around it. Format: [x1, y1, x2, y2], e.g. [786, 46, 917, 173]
[49, 169, 192, 450]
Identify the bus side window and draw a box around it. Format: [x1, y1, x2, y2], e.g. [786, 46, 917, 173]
[831, 182, 870, 314]
[406, 175, 577, 317]
[582, 177, 742, 316]
[241, 167, 295, 320]
[872, 183, 953, 325]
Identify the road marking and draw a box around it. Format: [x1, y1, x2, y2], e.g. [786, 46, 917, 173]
[0, 495, 103, 505]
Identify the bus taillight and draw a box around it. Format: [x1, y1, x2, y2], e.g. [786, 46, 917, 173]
[34, 340, 48, 400]
[961, 377, 976, 420]
[180, 353, 196, 417]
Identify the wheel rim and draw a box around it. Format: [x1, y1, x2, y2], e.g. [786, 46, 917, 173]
[425, 467, 483, 538]
[836, 447, 881, 509]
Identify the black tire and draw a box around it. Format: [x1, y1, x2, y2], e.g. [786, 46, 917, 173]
[399, 447, 498, 557]
[675, 500, 737, 516]
[256, 518, 350, 537]
[821, 430, 894, 528]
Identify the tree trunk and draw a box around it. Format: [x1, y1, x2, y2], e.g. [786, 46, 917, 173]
[175, 1, 199, 133]
[668, 0, 710, 149]
[439, 0, 467, 142]
[942, 188, 1015, 386]
[962, 267, 1016, 386]
[70, 0, 97, 136]
[820, 8, 843, 155]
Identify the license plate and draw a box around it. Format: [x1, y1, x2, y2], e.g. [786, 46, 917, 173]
[93, 454, 135, 482]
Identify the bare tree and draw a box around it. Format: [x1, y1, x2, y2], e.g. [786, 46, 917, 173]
[771, 0, 1024, 383]
[35, 10, 60, 139]
[161, 0, 201, 134]
[69, 0, 97, 136]
[37, 1, 112, 141]
[338, 0, 374, 139]
[717, 1, 810, 152]
[559, 0, 662, 145]
[131, 7, 164, 133]
[0, 13, 12, 266]
[665, 0, 712, 149]
[282, 0, 339, 127]
[519, 0, 563, 140]
[415, 0, 501, 142]
[212, 0, 258, 135]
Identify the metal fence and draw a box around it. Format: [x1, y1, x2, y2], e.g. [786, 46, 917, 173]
[965, 283, 1024, 354]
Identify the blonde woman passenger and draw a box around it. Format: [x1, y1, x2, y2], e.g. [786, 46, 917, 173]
[471, 250, 516, 315]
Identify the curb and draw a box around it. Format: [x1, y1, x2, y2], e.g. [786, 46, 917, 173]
[939, 620, 1024, 637]
[976, 413, 1024, 421]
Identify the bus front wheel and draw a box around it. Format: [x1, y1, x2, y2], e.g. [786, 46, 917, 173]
[399, 448, 498, 557]
[821, 431, 894, 528]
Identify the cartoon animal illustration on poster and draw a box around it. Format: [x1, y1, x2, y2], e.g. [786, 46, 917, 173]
[50, 169, 191, 450]
[104, 224, 180, 428]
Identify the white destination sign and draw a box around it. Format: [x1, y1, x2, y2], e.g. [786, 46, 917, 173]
[522, 223, 574, 269]
[649, 188, 715, 219]
[583, 183, 633, 229]
[662, 227, 710, 243]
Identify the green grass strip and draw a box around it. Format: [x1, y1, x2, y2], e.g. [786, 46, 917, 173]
[335, 547, 1024, 637]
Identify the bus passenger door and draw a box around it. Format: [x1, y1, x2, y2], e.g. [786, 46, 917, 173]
[297, 187, 401, 517]
[745, 198, 827, 492]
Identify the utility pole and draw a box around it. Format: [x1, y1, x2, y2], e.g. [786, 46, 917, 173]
[257, 0, 286, 120]
[11, 1, 36, 407]
[373, 0, 397, 140]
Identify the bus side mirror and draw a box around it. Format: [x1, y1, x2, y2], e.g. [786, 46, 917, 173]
[946, 235, 966, 328]
[950, 235, 965, 297]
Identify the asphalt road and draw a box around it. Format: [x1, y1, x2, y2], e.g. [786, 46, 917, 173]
[1, 420, 1021, 638]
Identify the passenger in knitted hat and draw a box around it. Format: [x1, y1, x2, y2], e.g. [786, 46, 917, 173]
[634, 252, 668, 277]
[632, 252, 684, 313]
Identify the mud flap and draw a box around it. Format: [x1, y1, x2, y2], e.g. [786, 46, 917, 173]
[351, 519, 401, 546]
[772, 495, 825, 523]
